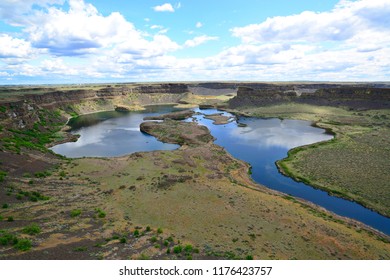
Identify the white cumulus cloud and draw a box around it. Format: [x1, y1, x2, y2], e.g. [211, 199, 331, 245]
[26, 0, 142, 56]
[231, 0, 390, 44]
[151, 25, 164, 30]
[0, 0, 64, 25]
[153, 3, 175, 12]
[0, 34, 35, 58]
[184, 35, 218, 48]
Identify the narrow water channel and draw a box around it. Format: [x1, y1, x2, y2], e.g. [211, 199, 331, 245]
[51, 106, 390, 235]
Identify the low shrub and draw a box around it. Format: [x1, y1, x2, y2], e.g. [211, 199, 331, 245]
[173, 245, 183, 254]
[22, 224, 41, 235]
[150, 236, 158, 243]
[70, 209, 82, 218]
[0, 232, 18, 246]
[95, 208, 106, 218]
[14, 239, 32, 251]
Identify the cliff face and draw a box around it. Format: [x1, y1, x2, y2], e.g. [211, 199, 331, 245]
[0, 100, 43, 130]
[8, 84, 189, 107]
[229, 85, 390, 110]
[129, 83, 188, 94]
[2, 82, 390, 131]
[0, 83, 190, 130]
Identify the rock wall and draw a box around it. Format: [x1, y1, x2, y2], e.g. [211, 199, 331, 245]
[229, 85, 390, 110]
[2, 82, 390, 131]
[0, 83, 190, 130]
[189, 83, 238, 96]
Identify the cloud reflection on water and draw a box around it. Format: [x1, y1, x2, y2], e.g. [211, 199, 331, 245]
[231, 118, 333, 150]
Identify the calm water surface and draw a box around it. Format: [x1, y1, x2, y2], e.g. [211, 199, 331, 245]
[51, 105, 180, 157]
[51, 106, 390, 235]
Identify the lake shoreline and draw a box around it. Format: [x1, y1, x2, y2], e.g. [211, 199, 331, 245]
[50, 105, 390, 237]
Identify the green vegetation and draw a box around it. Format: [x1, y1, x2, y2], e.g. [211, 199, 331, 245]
[22, 224, 41, 235]
[0, 231, 33, 252]
[133, 229, 140, 237]
[173, 245, 183, 254]
[15, 190, 50, 202]
[138, 254, 150, 260]
[150, 236, 158, 243]
[73, 246, 88, 252]
[0, 231, 18, 246]
[34, 171, 52, 178]
[0, 171, 7, 182]
[184, 244, 194, 253]
[95, 208, 106, 218]
[1, 108, 65, 153]
[166, 236, 174, 242]
[70, 209, 82, 218]
[14, 239, 32, 251]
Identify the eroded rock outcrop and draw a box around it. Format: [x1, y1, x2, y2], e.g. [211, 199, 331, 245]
[229, 85, 390, 110]
[0, 83, 191, 129]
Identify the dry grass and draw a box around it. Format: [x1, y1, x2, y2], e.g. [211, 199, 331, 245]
[2, 139, 389, 259]
[56, 144, 390, 259]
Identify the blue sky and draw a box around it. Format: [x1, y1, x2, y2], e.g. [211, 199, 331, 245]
[0, 0, 389, 84]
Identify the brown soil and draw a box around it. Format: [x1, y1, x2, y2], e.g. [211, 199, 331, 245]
[203, 113, 234, 125]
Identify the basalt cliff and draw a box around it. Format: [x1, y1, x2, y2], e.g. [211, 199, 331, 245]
[1, 82, 390, 131]
[229, 84, 390, 110]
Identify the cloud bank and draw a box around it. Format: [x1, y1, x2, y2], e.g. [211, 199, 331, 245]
[0, 0, 389, 83]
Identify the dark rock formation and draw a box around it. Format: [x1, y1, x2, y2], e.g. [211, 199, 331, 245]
[229, 85, 390, 110]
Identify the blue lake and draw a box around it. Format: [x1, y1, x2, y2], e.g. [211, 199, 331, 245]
[51, 106, 390, 236]
[51, 105, 180, 157]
